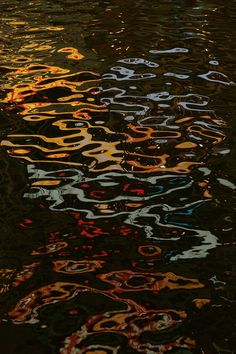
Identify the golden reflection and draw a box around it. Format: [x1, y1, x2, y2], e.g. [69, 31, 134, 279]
[175, 141, 198, 149]
[53, 260, 104, 274]
[58, 47, 84, 60]
[98, 270, 204, 292]
[193, 298, 211, 309]
[11, 148, 31, 155]
[126, 156, 202, 174]
[61, 304, 195, 353]
[125, 123, 181, 142]
[32, 180, 61, 186]
[0, 263, 40, 293]
[0, 8, 231, 354]
[45, 153, 70, 158]
[188, 125, 225, 144]
[0, 42, 226, 175]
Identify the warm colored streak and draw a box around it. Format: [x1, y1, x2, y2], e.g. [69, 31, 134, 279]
[126, 159, 203, 174]
[188, 125, 225, 144]
[58, 47, 84, 60]
[125, 123, 181, 142]
[32, 180, 61, 186]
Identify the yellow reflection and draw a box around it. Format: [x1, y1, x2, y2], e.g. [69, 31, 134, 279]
[58, 47, 84, 60]
[32, 180, 61, 186]
[175, 142, 197, 149]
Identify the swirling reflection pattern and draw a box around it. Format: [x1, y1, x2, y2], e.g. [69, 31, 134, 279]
[0, 1, 235, 353]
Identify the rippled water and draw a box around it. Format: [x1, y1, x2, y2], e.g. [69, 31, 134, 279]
[0, 0, 236, 353]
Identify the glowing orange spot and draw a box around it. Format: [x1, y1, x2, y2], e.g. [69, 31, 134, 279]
[125, 203, 143, 208]
[36, 45, 53, 51]
[45, 153, 70, 158]
[32, 180, 61, 186]
[203, 189, 212, 198]
[193, 298, 211, 309]
[175, 142, 198, 149]
[11, 148, 31, 155]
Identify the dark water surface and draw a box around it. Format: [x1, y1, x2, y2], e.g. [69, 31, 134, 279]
[0, 0, 236, 353]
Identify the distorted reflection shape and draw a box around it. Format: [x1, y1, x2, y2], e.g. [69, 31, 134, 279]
[0, 5, 234, 353]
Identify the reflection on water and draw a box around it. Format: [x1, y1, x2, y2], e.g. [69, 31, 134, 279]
[0, 0, 236, 353]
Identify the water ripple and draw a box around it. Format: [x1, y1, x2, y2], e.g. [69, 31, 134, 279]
[0, 1, 235, 353]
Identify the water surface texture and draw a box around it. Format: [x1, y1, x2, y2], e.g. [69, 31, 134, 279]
[0, 0, 236, 353]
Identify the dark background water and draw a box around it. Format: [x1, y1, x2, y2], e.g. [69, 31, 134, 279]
[0, 0, 236, 353]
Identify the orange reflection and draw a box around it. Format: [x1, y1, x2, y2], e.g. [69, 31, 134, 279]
[53, 260, 104, 274]
[98, 270, 203, 293]
[125, 123, 181, 143]
[58, 47, 84, 60]
[31, 242, 68, 255]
